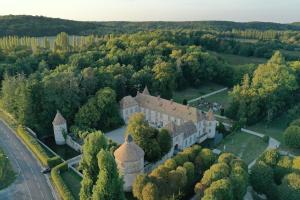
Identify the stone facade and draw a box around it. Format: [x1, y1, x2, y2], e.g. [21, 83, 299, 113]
[114, 135, 144, 191]
[119, 87, 217, 153]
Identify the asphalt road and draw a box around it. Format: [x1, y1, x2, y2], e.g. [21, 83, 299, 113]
[0, 120, 55, 200]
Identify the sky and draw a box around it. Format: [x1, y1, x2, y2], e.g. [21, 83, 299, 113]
[1, 0, 300, 23]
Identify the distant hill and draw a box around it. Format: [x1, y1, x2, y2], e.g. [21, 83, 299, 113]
[1, 15, 300, 37]
[292, 22, 300, 26]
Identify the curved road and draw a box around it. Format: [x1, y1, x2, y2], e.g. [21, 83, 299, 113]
[0, 120, 55, 200]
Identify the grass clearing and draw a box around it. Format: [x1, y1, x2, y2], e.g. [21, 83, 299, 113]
[173, 82, 225, 103]
[216, 131, 268, 165]
[61, 169, 82, 200]
[209, 51, 267, 66]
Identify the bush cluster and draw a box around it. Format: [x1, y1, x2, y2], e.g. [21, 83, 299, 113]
[133, 145, 217, 200]
[16, 126, 62, 167]
[250, 149, 300, 200]
[194, 153, 248, 200]
[51, 162, 75, 200]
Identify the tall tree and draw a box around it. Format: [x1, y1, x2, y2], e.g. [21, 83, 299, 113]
[92, 149, 124, 200]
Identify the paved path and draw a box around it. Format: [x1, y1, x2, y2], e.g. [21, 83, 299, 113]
[0, 120, 55, 200]
[188, 87, 228, 104]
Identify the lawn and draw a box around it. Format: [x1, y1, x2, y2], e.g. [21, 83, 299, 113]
[247, 114, 290, 143]
[173, 82, 225, 103]
[209, 51, 267, 66]
[61, 169, 82, 200]
[204, 90, 231, 109]
[216, 131, 268, 165]
[0, 148, 16, 189]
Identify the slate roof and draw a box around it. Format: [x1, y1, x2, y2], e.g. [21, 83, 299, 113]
[52, 111, 66, 125]
[119, 96, 138, 109]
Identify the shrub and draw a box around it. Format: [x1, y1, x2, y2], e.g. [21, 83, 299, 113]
[284, 125, 300, 149]
[51, 162, 75, 200]
[16, 126, 49, 166]
[259, 149, 280, 167]
[47, 156, 63, 168]
[262, 135, 269, 143]
[278, 173, 300, 200]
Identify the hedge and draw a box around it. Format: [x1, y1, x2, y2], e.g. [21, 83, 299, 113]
[16, 125, 62, 167]
[51, 162, 75, 200]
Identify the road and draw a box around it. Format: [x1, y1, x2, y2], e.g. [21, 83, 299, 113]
[0, 120, 55, 200]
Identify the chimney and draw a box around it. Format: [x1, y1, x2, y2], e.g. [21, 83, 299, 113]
[157, 95, 160, 101]
[170, 99, 174, 104]
[187, 104, 190, 110]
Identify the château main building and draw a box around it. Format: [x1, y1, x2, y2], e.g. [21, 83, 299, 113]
[119, 87, 217, 151]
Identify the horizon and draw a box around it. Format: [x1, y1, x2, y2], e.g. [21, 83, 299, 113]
[1, 0, 300, 23]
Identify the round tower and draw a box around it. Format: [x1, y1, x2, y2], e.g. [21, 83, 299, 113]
[52, 110, 67, 145]
[114, 134, 144, 191]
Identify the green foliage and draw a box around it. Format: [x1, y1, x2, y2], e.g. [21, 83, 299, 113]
[274, 156, 293, 184]
[202, 178, 234, 200]
[51, 162, 75, 200]
[142, 182, 159, 200]
[92, 149, 124, 200]
[79, 131, 107, 200]
[16, 125, 56, 167]
[259, 149, 280, 167]
[126, 113, 171, 162]
[278, 173, 300, 200]
[284, 125, 300, 149]
[0, 149, 15, 189]
[228, 52, 299, 125]
[262, 135, 270, 143]
[250, 161, 275, 195]
[74, 87, 123, 132]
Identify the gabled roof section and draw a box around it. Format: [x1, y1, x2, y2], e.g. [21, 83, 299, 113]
[179, 121, 197, 138]
[135, 93, 201, 123]
[52, 110, 66, 126]
[120, 95, 138, 109]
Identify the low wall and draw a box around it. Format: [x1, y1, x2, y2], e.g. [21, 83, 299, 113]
[66, 135, 82, 152]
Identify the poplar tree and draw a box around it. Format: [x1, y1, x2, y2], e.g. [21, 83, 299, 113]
[92, 149, 124, 200]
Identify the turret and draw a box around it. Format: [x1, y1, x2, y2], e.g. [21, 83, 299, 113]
[206, 108, 217, 138]
[52, 110, 67, 145]
[114, 134, 144, 191]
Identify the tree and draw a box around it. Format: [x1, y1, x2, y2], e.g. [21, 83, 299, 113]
[202, 179, 234, 200]
[79, 131, 107, 200]
[92, 149, 125, 200]
[259, 149, 280, 167]
[132, 175, 149, 200]
[284, 125, 300, 149]
[278, 173, 300, 200]
[142, 183, 159, 200]
[250, 161, 275, 195]
[157, 129, 172, 155]
[126, 113, 171, 162]
[74, 87, 123, 132]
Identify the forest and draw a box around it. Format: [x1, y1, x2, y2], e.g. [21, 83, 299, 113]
[0, 23, 299, 140]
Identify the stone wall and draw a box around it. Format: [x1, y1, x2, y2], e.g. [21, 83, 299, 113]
[66, 135, 82, 152]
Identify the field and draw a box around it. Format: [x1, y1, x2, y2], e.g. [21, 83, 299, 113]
[209, 51, 267, 66]
[61, 169, 82, 200]
[173, 82, 225, 103]
[216, 131, 268, 164]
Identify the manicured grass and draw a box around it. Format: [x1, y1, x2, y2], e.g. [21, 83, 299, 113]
[247, 113, 290, 143]
[209, 51, 267, 66]
[61, 169, 82, 200]
[216, 131, 268, 165]
[0, 148, 16, 189]
[173, 82, 225, 103]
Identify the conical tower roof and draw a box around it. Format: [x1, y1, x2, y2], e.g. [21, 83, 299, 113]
[142, 86, 150, 95]
[114, 134, 144, 162]
[52, 110, 66, 125]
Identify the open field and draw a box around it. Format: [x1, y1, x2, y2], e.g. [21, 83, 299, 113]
[173, 82, 225, 103]
[61, 169, 82, 200]
[209, 51, 267, 66]
[216, 131, 268, 164]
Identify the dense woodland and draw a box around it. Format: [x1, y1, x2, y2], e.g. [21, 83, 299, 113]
[0, 19, 299, 139]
